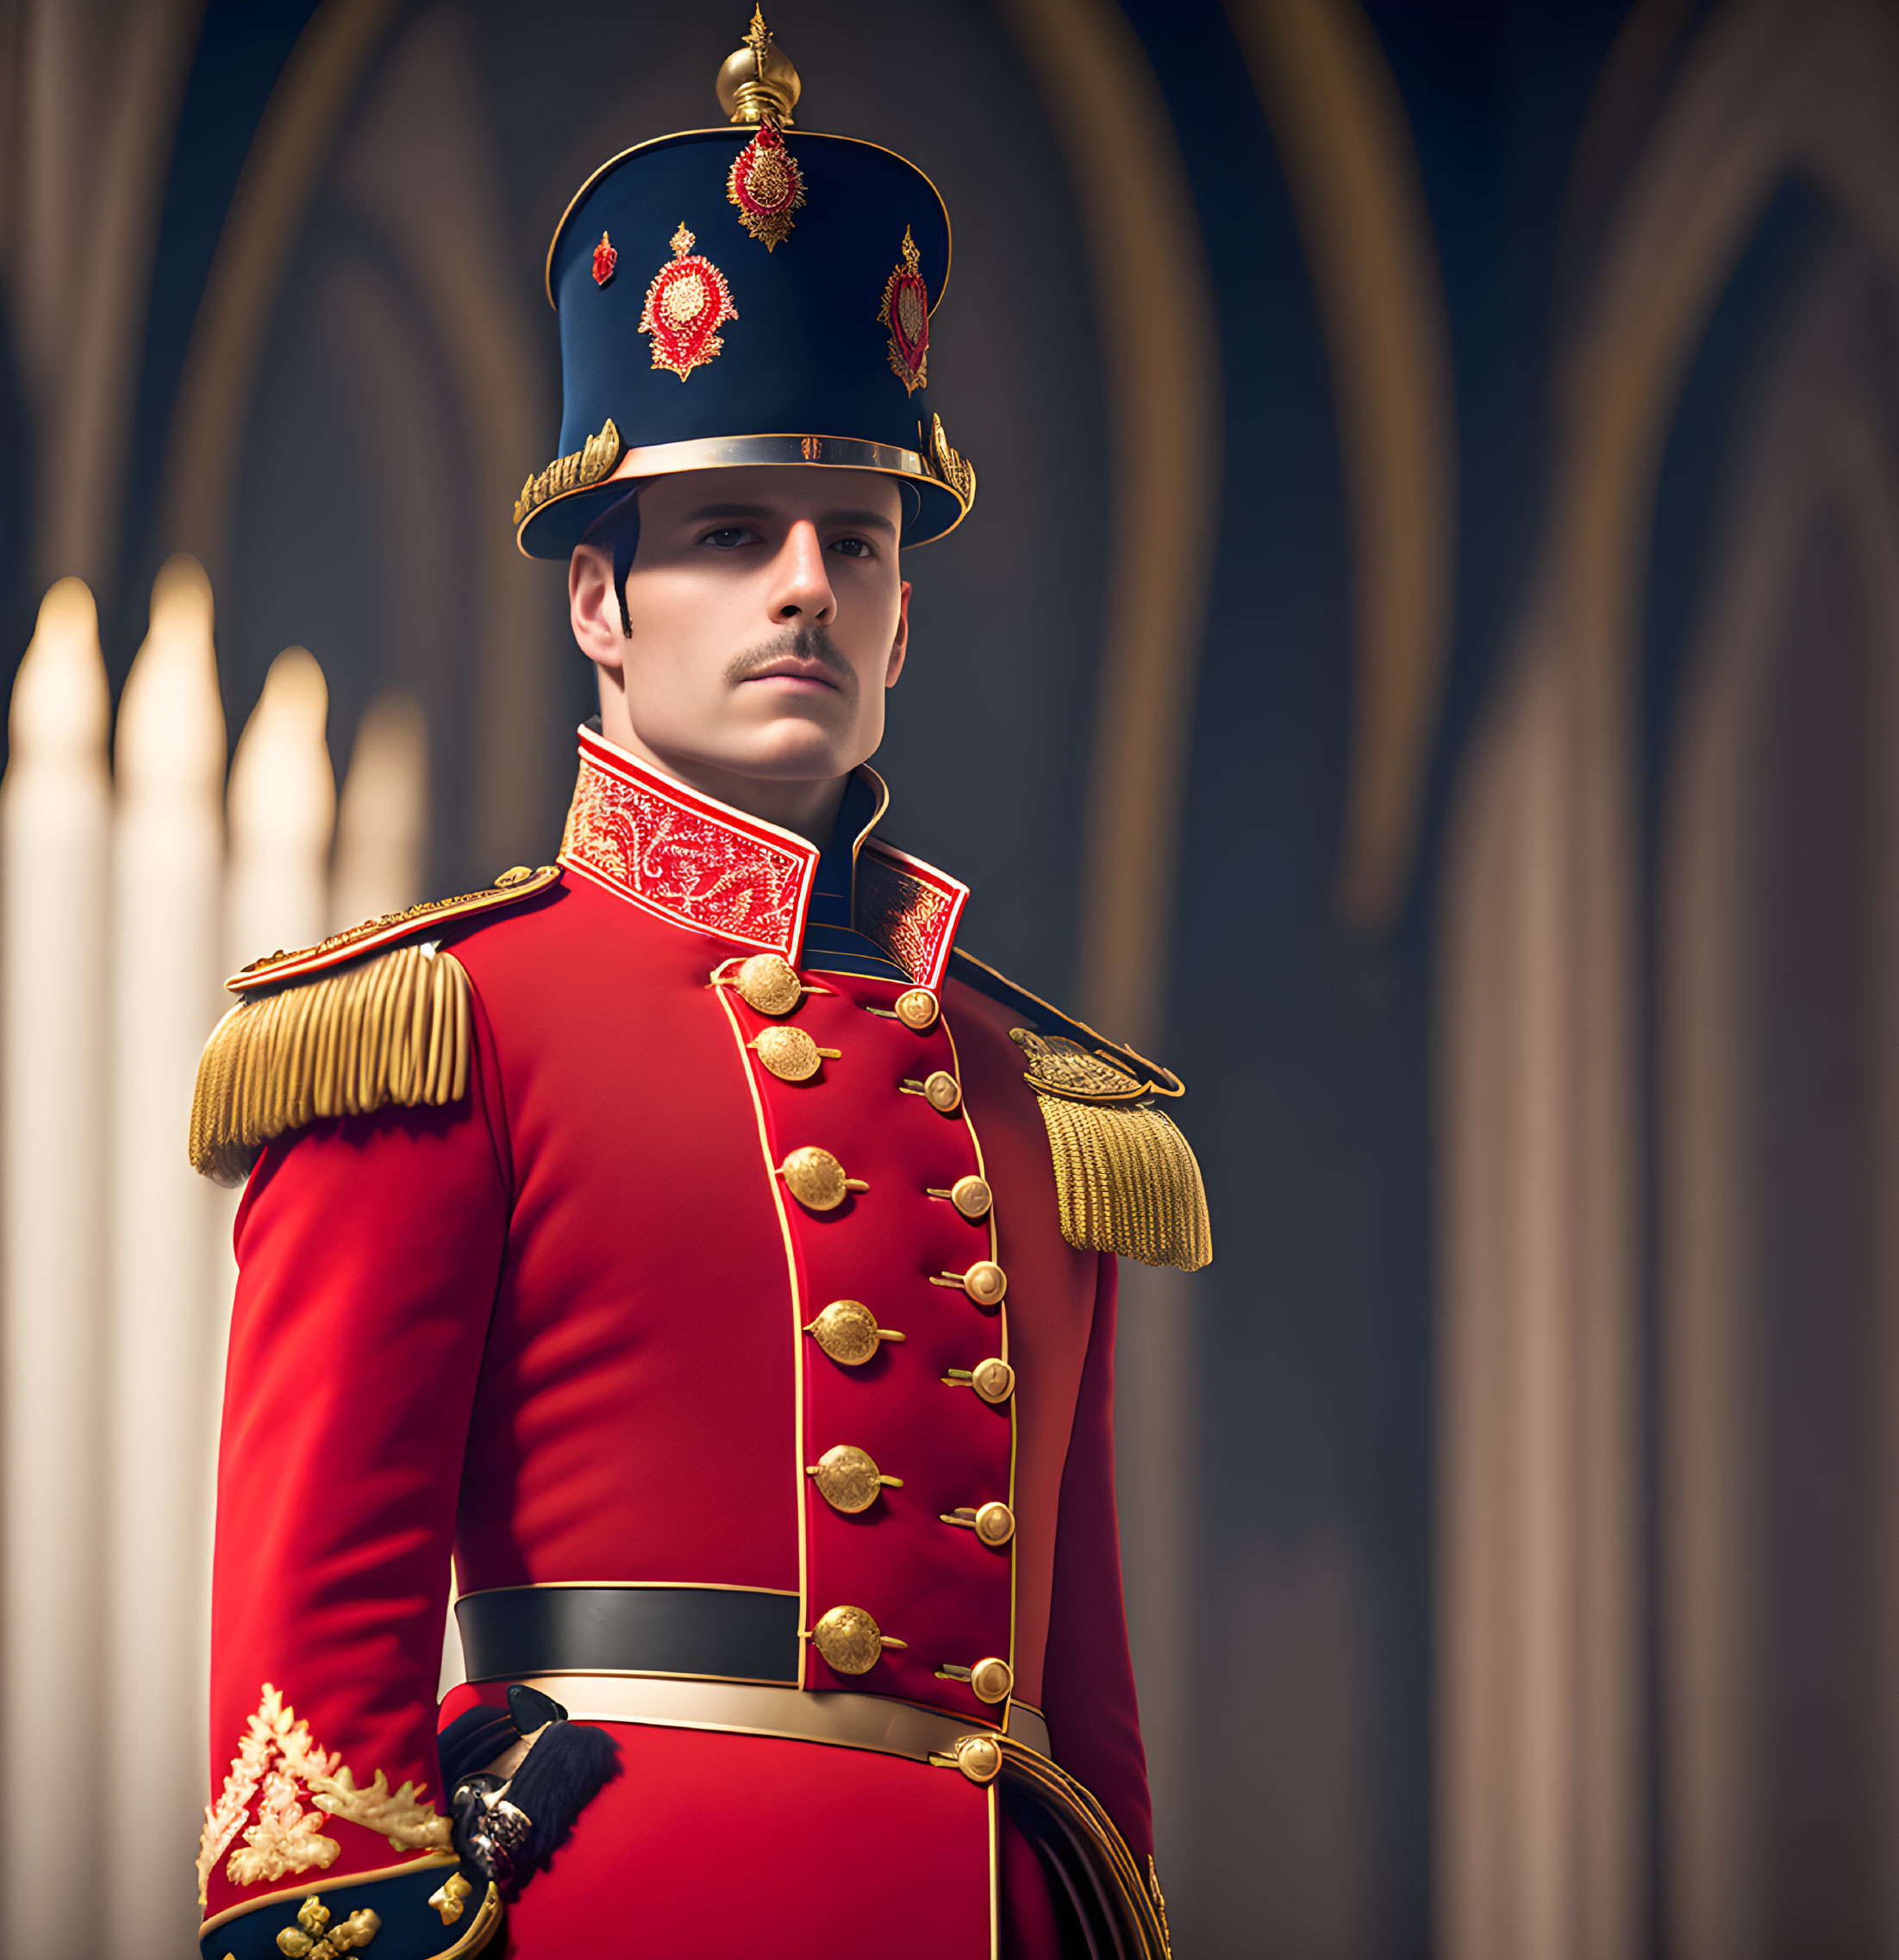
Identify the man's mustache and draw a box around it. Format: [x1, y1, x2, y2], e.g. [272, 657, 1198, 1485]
[723, 627, 856, 696]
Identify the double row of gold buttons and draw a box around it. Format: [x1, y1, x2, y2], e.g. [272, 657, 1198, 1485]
[724, 953, 1016, 1713]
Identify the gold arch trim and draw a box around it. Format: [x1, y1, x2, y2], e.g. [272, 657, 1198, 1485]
[1004, 0, 1221, 1052]
[158, 0, 401, 586]
[1226, 0, 1458, 934]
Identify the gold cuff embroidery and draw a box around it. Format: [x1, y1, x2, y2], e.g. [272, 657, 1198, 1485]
[309, 1764, 453, 1854]
[200, 1685, 338, 1906]
[276, 1894, 381, 1957]
[198, 1685, 450, 1909]
[428, 1872, 474, 1925]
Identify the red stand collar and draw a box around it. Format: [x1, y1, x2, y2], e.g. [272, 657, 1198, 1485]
[558, 727, 969, 990]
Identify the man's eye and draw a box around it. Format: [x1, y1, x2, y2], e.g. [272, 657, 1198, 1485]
[829, 537, 872, 558]
[702, 527, 753, 549]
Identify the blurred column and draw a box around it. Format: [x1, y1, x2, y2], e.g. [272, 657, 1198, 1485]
[1850, 418, 1899, 1960]
[0, 578, 111, 1957]
[103, 557, 228, 1952]
[1437, 625, 1640, 1960]
[331, 687, 428, 928]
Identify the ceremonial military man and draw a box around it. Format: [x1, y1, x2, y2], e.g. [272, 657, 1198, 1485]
[191, 16, 1209, 1958]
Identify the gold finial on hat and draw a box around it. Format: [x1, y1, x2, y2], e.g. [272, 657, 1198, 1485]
[716, 7, 801, 127]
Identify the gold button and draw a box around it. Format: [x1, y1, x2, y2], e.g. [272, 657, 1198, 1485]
[950, 1175, 991, 1219]
[735, 952, 803, 1015]
[895, 988, 939, 1030]
[961, 1260, 1007, 1307]
[970, 1357, 1015, 1404]
[807, 1443, 901, 1514]
[750, 1026, 839, 1083]
[970, 1657, 1014, 1704]
[953, 1734, 1003, 1784]
[778, 1145, 865, 1211]
[922, 1070, 961, 1114]
[806, 1300, 903, 1365]
[973, 1501, 1015, 1547]
[812, 1604, 897, 1674]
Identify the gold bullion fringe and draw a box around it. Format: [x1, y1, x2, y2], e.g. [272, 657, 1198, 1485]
[1032, 1092, 1213, 1273]
[189, 946, 472, 1184]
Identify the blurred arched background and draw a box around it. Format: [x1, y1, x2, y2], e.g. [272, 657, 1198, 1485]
[6, 1, 1899, 1956]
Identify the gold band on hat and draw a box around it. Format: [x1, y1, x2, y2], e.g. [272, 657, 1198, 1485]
[513, 427, 975, 552]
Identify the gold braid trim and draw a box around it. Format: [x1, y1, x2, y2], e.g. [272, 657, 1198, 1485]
[993, 1736, 1172, 1959]
[190, 945, 472, 1184]
[1010, 1030, 1212, 1272]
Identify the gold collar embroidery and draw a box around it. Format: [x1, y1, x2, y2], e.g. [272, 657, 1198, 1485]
[558, 727, 968, 989]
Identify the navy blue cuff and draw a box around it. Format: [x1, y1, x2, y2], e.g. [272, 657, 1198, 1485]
[200, 1863, 498, 1960]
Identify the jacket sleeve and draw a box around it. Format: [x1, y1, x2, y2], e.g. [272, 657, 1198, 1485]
[197, 1001, 510, 1951]
[1037, 1252, 1154, 1865]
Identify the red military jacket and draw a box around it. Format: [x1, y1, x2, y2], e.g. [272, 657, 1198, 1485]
[192, 727, 1207, 1960]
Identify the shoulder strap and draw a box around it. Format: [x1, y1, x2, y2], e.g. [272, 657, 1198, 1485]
[950, 949, 1211, 1272]
[226, 863, 559, 992]
[949, 947, 1184, 1097]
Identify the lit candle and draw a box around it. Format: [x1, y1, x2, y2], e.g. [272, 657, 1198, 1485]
[1, 577, 111, 1951]
[332, 687, 428, 929]
[103, 556, 228, 1952]
[226, 646, 334, 971]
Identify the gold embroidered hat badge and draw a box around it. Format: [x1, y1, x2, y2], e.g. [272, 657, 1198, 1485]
[640, 223, 739, 381]
[728, 121, 805, 250]
[879, 226, 929, 395]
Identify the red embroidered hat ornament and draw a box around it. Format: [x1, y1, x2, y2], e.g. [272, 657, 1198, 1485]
[728, 122, 804, 251]
[591, 232, 617, 286]
[879, 226, 929, 396]
[639, 224, 739, 381]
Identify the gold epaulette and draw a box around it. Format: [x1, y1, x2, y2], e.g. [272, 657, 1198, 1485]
[188, 865, 560, 1184]
[953, 951, 1211, 1272]
[1009, 1030, 1212, 1272]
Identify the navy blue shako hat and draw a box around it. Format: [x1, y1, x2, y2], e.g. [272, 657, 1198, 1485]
[514, 9, 976, 558]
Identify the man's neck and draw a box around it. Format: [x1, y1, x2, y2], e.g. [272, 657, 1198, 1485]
[595, 720, 849, 846]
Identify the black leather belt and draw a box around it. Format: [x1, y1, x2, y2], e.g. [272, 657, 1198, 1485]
[456, 1583, 802, 1685]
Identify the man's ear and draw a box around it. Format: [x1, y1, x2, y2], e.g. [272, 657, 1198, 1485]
[884, 579, 911, 690]
[570, 544, 625, 674]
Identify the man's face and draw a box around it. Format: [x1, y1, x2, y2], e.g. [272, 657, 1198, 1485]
[570, 465, 909, 795]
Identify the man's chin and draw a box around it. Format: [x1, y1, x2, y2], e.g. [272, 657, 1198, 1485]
[655, 733, 875, 789]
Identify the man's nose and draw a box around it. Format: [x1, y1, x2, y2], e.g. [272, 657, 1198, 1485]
[769, 520, 836, 625]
